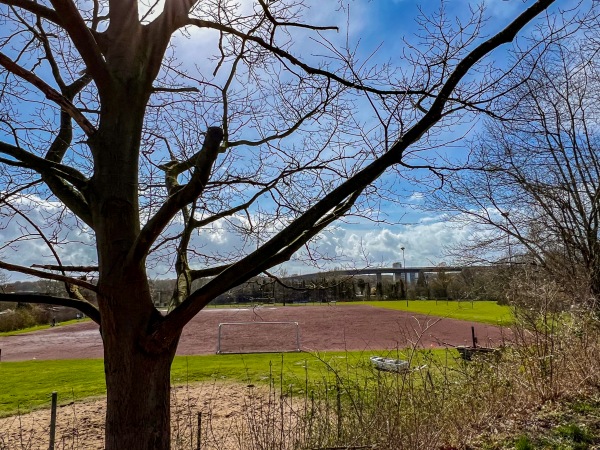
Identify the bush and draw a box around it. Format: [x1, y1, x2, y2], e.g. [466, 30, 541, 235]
[0, 305, 50, 333]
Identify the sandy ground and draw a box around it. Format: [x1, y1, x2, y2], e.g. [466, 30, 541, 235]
[0, 304, 508, 361]
[0, 382, 290, 450]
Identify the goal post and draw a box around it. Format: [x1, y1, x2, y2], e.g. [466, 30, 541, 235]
[216, 321, 301, 354]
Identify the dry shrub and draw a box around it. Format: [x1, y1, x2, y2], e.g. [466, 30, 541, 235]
[504, 269, 600, 402]
[3, 324, 598, 450]
[0, 305, 50, 333]
[119, 316, 600, 449]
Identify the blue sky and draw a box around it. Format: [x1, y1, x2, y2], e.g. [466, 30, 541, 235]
[183, 0, 582, 276]
[0, 0, 580, 280]
[266, 0, 583, 274]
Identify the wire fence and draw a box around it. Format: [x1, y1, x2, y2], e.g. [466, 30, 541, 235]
[0, 390, 105, 450]
[0, 382, 301, 450]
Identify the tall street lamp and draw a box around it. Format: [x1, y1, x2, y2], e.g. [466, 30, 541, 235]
[501, 212, 512, 265]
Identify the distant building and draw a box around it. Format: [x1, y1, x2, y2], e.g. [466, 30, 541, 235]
[392, 262, 402, 283]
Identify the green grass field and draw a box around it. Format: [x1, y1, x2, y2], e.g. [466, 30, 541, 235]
[349, 300, 513, 326]
[0, 349, 453, 417]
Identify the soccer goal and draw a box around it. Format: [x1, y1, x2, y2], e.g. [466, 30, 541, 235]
[216, 321, 301, 354]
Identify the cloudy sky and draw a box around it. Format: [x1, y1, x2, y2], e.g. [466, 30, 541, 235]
[0, 0, 575, 281]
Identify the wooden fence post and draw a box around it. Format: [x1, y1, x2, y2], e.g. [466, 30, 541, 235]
[49, 391, 57, 450]
[196, 411, 202, 450]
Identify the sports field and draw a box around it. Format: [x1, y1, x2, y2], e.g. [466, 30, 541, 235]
[0, 303, 510, 362]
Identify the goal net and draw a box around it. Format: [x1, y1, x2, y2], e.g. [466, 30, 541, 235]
[216, 321, 301, 354]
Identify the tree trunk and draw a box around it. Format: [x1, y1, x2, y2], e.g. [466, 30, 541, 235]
[104, 333, 177, 450]
[98, 272, 180, 450]
[89, 86, 181, 447]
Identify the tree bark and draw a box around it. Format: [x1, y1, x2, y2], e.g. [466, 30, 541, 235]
[97, 261, 179, 449]
[103, 322, 178, 450]
[95, 221, 181, 450]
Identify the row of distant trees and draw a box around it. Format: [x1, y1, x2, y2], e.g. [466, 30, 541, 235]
[0, 263, 561, 307]
[166, 266, 511, 305]
[0, 270, 502, 307]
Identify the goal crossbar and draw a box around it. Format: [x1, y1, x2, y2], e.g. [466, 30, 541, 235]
[216, 321, 301, 354]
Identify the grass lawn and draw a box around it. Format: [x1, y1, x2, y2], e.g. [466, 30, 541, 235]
[0, 348, 453, 417]
[348, 300, 513, 326]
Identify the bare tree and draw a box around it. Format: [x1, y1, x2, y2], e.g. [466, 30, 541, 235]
[433, 11, 600, 306]
[0, 0, 558, 448]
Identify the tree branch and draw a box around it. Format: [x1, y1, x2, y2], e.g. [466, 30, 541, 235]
[0, 141, 93, 226]
[48, 0, 109, 90]
[0, 52, 97, 136]
[151, 86, 199, 94]
[107, 0, 139, 33]
[0, 0, 61, 24]
[146, 189, 360, 351]
[185, 18, 426, 97]
[0, 293, 100, 324]
[189, 184, 274, 230]
[42, 176, 94, 227]
[2, 198, 97, 304]
[144, 0, 556, 350]
[189, 264, 230, 281]
[0, 260, 98, 292]
[143, 0, 197, 82]
[128, 127, 224, 266]
[227, 82, 334, 148]
[31, 264, 99, 272]
[0, 142, 88, 188]
[257, 0, 338, 33]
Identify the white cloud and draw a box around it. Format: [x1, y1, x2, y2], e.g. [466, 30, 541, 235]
[279, 214, 475, 275]
[0, 189, 478, 283]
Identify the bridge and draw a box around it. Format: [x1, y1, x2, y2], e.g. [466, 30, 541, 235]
[289, 266, 468, 286]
